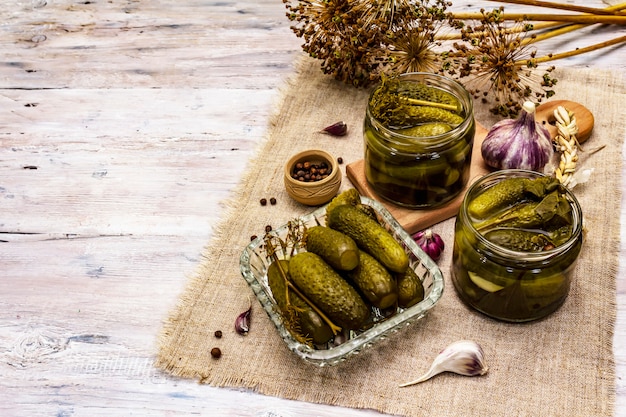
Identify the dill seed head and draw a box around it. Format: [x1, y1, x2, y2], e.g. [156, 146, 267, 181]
[446, 8, 558, 116]
[284, 0, 449, 87]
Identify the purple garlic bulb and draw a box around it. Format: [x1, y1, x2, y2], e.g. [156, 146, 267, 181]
[481, 101, 553, 172]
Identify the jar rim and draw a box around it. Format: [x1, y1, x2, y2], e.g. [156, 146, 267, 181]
[460, 169, 584, 260]
[366, 72, 474, 149]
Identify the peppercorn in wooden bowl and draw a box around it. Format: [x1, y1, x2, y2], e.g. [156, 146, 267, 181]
[284, 149, 341, 206]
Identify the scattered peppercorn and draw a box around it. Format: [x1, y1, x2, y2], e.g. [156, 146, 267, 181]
[260, 198, 267, 206]
[214, 330, 223, 338]
[291, 160, 331, 182]
[250, 235, 257, 241]
[337, 157, 343, 164]
[270, 197, 277, 205]
[265, 225, 272, 233]
[211, 347, 222, 359]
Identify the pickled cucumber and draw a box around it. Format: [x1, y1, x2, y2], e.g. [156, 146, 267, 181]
[288, 252, 370, 330]
[267, 260, 334, 344]
[397, 122, 452, 137]
[474, 191, 573, 234]
[364, 158, 457, 206]
[327, 204, 409, 273]
[325, 188, 361, 217]
[399, 83, 459, 106]
[366, 145, 449, 180]
[468, 178, 528, 219]
[345, 250, 398, 309]
[468, 271, 505, 293]
[396, 267, 425, 308]
[484, 228, 554, 252]
[374, 105, 464, 129]
[468, 176, 562, 220]
[403, 106, 464, 126]
[305, 226, 359, 271]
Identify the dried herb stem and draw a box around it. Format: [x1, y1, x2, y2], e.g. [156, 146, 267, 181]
[401, 97, 459, 111]
[450, 12, 626, 25]
[523, 23, 589, 45]
[436, 21, 559, 40]
[282, 267, 343, 336]
[522, 35, 626, 65]
[521, 3, 626, 45]
[485, 0, 626, 16]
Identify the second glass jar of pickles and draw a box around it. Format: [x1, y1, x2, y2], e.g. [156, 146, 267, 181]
[451, 170, 584, 322]
[364, 72, 475, 208]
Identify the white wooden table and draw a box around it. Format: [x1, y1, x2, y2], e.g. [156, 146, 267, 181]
[1, 1, 624, 416]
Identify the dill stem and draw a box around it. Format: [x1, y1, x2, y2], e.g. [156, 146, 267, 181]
[523, 23, 588, 44]
[285, 280, 342, 335]
[485, 0, 626, 16]
[451, 12, 626, 25]
[268, 249, 343, 336]
[439, 3, 626, 41]
[435, 21, 559, 41]
[522, 3, 626, 45]
[401, 97, 459, 111]
[519, 35, 626, 65]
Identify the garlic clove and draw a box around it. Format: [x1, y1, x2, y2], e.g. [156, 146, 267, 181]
[321, 121, 348, 136]
[399, 340, 488, 387]
[412, 229, 445, 261]
[235, 303, 252, 335]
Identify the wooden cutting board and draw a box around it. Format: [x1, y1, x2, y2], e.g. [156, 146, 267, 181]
[346, 100, 594, 234]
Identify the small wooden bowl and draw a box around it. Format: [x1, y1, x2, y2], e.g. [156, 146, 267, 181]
[284, 149, 341, 206]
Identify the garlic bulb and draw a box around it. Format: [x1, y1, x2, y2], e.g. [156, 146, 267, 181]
[481, 101, 553, 172]
[399, 340, 488, 387]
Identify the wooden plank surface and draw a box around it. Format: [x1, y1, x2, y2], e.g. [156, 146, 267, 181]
[1, 1, 624, 416]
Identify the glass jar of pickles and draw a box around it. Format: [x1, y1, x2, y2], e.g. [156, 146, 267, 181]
[451, 170, 584, 322]
[363, 73, 475, 208]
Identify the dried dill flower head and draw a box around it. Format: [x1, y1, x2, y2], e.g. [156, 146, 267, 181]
[352, 0, 414, 26]
[445, 8, 557, 117]
[369, 0, 451, 79]
[283, 0, 383, 87]
[283, 0, 452, 87]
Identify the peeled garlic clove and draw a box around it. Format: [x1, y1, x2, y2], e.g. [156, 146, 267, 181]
[481, 101, 553, 172]
[399, 340, 488, 387]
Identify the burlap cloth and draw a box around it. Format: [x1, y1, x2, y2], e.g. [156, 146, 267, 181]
[156, 56, 624, 417]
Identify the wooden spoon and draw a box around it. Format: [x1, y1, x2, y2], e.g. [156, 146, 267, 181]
[535, 100, 594, 143]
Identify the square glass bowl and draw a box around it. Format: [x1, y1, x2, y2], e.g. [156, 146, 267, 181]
[239, 197, 444, 366]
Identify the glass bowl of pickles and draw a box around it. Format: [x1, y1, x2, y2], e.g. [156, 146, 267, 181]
[240, 193, 444, 366]
[451, 170, 584, 322]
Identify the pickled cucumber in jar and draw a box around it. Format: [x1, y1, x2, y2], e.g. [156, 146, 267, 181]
[364, 73, 475, 208]
[451, 172, 584, 322]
